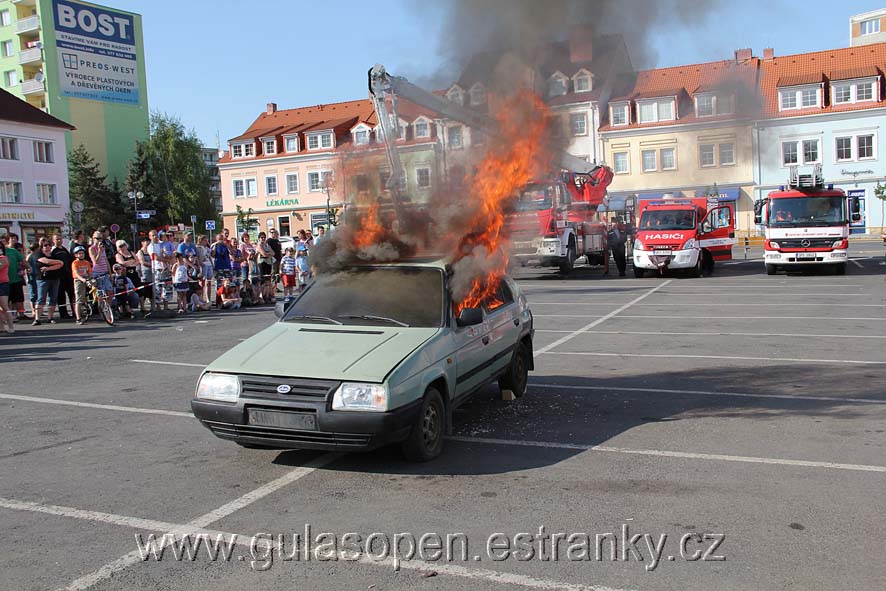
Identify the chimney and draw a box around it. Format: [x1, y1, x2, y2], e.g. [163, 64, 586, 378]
[569, 24, 595, 63]
[266, 102, 277, 115]
[734, 48, 753, 62]
[763, 47, 775, 60]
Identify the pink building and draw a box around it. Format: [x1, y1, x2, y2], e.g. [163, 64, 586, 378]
[0, 88, 75, 244]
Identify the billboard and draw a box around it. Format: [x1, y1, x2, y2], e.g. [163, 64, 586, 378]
[52, 0, 140, 105]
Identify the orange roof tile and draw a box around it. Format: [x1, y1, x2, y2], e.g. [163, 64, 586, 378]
[828, 65, 880, 81]
[776, 73, 824, 87]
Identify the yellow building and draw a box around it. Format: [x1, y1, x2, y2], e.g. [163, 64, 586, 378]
[599, 53, 760, 233]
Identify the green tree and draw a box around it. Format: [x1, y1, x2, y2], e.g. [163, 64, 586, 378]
[875, 181, 886, 233]
[68, 145, 125, 233]
[235, 205, 259, 234]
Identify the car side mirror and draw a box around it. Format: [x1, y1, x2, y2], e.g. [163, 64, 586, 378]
[456, 307, 483, 327]
[274, 301, 287, 318]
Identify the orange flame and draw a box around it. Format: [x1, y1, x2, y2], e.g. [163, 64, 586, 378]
[453, 91, 553, 314]
[353, 200, 385, 249]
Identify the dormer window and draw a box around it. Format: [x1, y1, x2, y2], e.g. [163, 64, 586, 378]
[694, 93, 735, 117]
[231, 142, 253, 158]
[446, 86, 464, 105]
[262, 138, 276, 155]
[307, 132, 334, 150]
[547, 73, 568, 98]
[832, 79, 878, 105]
[232, 144, 242, 158]
[414, 117, 431, 138]
[572, 69, 592, 93]
[352, 124, 371, 145]
[779, 85, 821, 111]
[861, 18, 880, 35]
[637, 98, 676, 123]
[243, 143, 254, 157]
[610, 103, 629, 126]
[284, 135, 298, 153]
[469, 83, 486, 106]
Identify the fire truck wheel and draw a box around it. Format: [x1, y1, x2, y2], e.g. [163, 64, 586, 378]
[702, 251, 715, 275]
[692, 256, 703, 278]
[766, 264, 778, 275]
[834, 263, 846, 275]
[633, 267, 645, 278]
[499, 342, 529, 399]
[559, 245, 576, 274]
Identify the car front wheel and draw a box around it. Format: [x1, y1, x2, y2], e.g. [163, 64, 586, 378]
[402, 388, 445, 462]
[499, 342, 529, 398]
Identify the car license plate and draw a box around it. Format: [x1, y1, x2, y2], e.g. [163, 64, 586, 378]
[653, 249, 672, 256]
[248, 409, 316, 430]
[797, 253, 816, 259]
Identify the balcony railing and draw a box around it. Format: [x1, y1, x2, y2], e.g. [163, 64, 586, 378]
[18, 47, 42, 65]
[15, 15, 40, 35]
[21, 78, 44, 95]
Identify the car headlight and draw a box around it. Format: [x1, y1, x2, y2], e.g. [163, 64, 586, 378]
[332, 383, 387, 412]
[196, 373, 240, 403]
[682, 238, 697, 250]
[832, 239, 846, 249]
[768, 240, 780, 249]
[634, 238, 644, 251]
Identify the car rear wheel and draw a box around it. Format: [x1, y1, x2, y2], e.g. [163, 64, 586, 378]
[499, 342, 529, 398]
[402, 388, 445, 462]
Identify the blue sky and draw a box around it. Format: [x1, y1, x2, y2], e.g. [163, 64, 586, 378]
[108, 0, 883, 146]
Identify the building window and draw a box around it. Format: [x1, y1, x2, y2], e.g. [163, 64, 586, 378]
[637, 99, 675, 123]
[613, 152, 629, 174]
[414, 120, 430, 138]
[263, 139, 276, 155]
[547, 75, 567, 97]
[719, 143, 735, 166]
[36, 183, 56, 205]
[857, 82, 874, 101]
[469, 84, 485, 105]
[696, 95, 714, 117]
[834, 84, 852, 104]
[801, 88, 818, 107]
[780, 91, 797, 110]
[277, 216, 291, 237]
[1, 40, 13, 58]
[353, 129, 369, 145]
[378, 170, 390, 190]
[858, 134, 875, 159]
[284, 136, 298, 153]
[3, 70, 17, 87]
[860, 18, 880, 35]
[446, 87, 463, 105]
[308, 171, 329, 192]
[699, 144, 716, 167]
[286, 173, 299, 194]
[569, 113, 587, 136]
[782, 142, 798, 165]
[353, 174, 369, 192]
[472, 131, 486, 146]
[243, 143, 254, 157]
[836, 136, 853, 161]
[0, 10, 11, 26]
[574, 75, 591, 92]
[245, 178, 257, 196]
[610, 104, 628, 126]
[448, 126, 463, 149]
[802, 139, 819, 163]
[33, 141, 53, 163]
[307, 133, 333, 150]
[641, 149, 657, 172]
[265, 176, 277, 196]
[0, 137, 18, 160]
[834, 81, 876, 104]
[0, 181, 22, 203]
[416, 167, 431, 189]
[232, 144, 243, 158]
[661, 147, 676, 170]
[233, 179, 245, 198]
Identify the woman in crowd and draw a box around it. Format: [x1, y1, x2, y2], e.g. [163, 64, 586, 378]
[256, 231, 276, 304]
[26, 242, 40, 317]
[0, 237, 13, 334]
[33, 242, 63, 325]
[88, 231, 111, 297]
[229, 237, 242, 281]
[115, 239, 144, 314]
[197, 235, 214, 304]
[239, 233, 256, 283]
[135, 236, 154, 313]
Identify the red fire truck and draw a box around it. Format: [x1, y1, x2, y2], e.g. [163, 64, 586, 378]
[507, 168, 614, 274]
[632, 196, 736, 277]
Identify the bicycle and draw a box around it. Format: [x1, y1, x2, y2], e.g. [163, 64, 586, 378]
[78, 276, 115, 326]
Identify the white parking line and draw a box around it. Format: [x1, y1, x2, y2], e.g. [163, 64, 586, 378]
[0, 497, 634, 591]
[851, 259, 865, 268]
[448, 436, 886, 473]
[616, 315, 886, 321]
[0, 393, 194, 418]
[528, 302, 886, 307]
[656, 292, 868, 297]
[536, 281, 673, 355]
[542, 351, 886, 365]
[530, 382, 886, 405]
[131, 359, 205, 368]
[532, 330, 886, 339]
[60, 453, 340, 591]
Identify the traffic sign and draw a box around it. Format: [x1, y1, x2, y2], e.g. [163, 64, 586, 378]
[137, 210, 156, 216]
[136, 213, 151, 220]
[190, 215, 197, 224]
[71, 200, 84, 213]
[205, 220, 216, 230]
[110, 223, 120, 233]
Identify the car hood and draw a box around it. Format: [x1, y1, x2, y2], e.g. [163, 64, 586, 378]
[205, 322, 440, 383]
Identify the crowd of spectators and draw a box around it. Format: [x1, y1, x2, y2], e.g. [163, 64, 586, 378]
[0, 225, 321, 332]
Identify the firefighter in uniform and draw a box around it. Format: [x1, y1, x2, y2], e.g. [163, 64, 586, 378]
[607, 218, 628, 277]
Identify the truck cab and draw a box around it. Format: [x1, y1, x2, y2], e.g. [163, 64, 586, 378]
[754, 165, 861, 275]
[632, 196, 735, 277]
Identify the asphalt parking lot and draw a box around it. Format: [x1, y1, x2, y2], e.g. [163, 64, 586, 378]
[1, 245, 885, 591]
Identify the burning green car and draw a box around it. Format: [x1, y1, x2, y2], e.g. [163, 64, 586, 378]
[191, 259, 534, 461]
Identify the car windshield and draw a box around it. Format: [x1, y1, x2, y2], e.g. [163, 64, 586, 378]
[639, 210, 695, 230]
[768, 197, 847, 227]
[283, 267, 444, 328]
[514, 184, 554, 211]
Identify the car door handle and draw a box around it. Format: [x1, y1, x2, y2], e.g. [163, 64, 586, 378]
[482, 336, 490, 345]
[513, 318, 520, 326]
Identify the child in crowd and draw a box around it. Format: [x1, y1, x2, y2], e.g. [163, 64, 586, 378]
[217, 278, 241, 309]
[171, 253, 189, 314]
[280, 247, 297, 302]
[71, 246, 92, 325]
[189, 291, 211, 312]
[239, 278, 256, 306]
[295, 244, 311, 293]
[111, 264, 138, 319]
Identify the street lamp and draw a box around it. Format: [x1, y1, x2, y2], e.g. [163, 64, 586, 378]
[127, 191, 144, 237]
